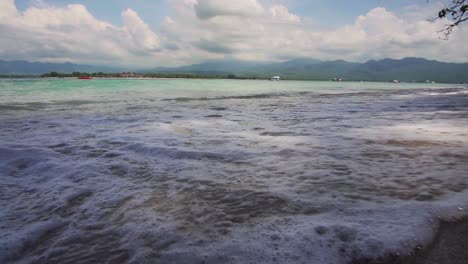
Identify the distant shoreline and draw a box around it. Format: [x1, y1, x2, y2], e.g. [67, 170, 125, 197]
[0, 76, 466, 84]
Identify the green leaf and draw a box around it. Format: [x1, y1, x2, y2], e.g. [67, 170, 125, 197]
[461, 5, 468, 13]
[438, 9, 447, 18]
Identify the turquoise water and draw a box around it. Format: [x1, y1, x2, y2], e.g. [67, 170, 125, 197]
[1, 79, 468, 263]
[0, 78, 463, 103]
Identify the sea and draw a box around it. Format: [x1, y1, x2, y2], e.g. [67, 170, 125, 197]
[0, 78, 467, 263]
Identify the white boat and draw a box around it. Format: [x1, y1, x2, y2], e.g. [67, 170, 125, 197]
[270, 75, 280, 81]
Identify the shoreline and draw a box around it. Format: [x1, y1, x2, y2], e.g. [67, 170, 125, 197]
[351, 217, 468, 264]
[1, 76, 466, 84]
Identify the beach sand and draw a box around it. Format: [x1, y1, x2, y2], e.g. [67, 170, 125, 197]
[351, 218, 468, 264]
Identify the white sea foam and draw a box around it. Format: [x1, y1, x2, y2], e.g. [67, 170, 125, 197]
[348, 121, 468, 144]
[1, 79, 467, 263]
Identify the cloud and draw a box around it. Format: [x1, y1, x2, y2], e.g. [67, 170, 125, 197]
[0, 1, 161, 66]
[122, 8, 160, 54]
[194, 39, 235, 54]
[0, 0, 18, 19]
[0, 0, 466, 67]
[160, 1, 467, 63]
[194, 0, 264, 20]
[269, 5, 300, 23]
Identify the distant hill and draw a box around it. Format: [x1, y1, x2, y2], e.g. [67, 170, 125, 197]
[1, 58, 467, 82]
[347, 58, 468, 83]
[252, 59, 359, 80]
[0, 60, 122, 75]
[153, 60, 269, 75]
[150, 57, 468, 83]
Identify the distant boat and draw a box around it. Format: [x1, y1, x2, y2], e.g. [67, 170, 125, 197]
[392, 80, 400, 83]
[270, 75, 280, 81]
[78, 76, 92, 80]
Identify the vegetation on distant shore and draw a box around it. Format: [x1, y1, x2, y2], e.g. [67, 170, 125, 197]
[37, 72, 268, 80]
[2, 57, 467, 83]
[0, 71, 464, 83]
[0, 74, 38, 78]
[0, 71, 276, 80]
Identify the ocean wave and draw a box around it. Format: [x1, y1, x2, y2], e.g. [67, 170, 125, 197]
[161, 92, 290, 102]
[124, 143, 255, 163]
[1, 81, 468, 263]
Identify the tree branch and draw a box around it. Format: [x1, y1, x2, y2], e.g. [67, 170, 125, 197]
[430, 0, 467, 39]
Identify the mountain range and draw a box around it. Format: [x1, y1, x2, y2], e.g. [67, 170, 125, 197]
[152, 57, 468, 83]
[1, 57, 467, 83]
[0, 60, 122, 75]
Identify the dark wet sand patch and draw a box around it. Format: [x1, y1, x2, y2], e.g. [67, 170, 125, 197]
[139, 181, 321, 236]
[350, 217, 468, 264]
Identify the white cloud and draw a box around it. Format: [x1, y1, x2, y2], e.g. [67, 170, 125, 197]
[0, 0, 18, 19]
[159, 1, 468, 63]
[269, 5, 300, 23]
[0, 0, 466, 67]
[0, 1, 161, 67]
[122, 9, 160, 54]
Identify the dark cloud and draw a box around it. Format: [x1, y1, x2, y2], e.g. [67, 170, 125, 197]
[194, 39, 235, 54]
[164, 43, 180, 50]
[194, 0, 263, 20]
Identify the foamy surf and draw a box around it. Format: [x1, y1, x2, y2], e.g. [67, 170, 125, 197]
[0, 79, 467, 263]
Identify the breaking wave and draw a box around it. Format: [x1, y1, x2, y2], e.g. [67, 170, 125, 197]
[1, 79, 468, 263]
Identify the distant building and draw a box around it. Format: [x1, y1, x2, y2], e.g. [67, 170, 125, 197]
[119, 72, 143, 78]
[270, 75, 280, 81]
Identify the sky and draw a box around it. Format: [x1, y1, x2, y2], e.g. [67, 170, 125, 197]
[1, 0, 467, 67]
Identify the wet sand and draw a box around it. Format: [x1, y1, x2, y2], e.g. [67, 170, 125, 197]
[351, 217, 468, 264]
